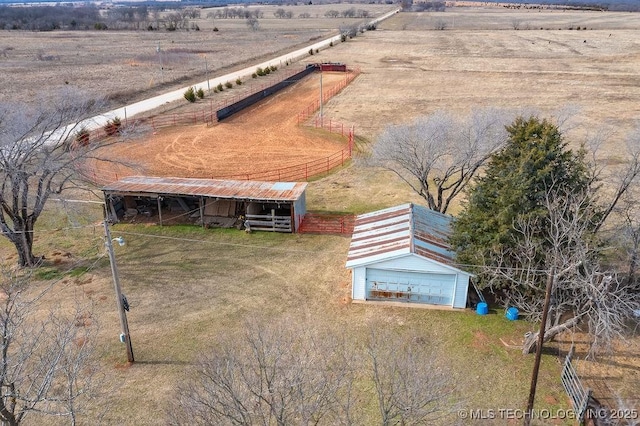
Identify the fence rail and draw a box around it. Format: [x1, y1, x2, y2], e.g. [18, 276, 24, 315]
[82, 65, 360, 185]
[298, 213, 355, 235]
[561, 346, 591, 423]
[245, 214, 292, 233]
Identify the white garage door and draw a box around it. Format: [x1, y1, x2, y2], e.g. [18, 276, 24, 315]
[366, 268, 455, 306]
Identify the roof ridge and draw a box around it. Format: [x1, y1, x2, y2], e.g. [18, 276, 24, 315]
[409, 203, 415, 254]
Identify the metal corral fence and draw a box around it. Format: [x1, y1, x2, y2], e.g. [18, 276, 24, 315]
[561, 346, 591, 423]
[81, 65, 360, 184]
[223, 66, 361, 182]
[297, 66, 361, 128]
[223, 141, 353, 181]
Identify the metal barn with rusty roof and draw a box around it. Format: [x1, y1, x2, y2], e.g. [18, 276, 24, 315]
[345, 203, 471, 308]
[102, 176, 307, 233]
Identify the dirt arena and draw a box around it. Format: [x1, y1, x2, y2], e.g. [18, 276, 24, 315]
[92, 71, 351, 181]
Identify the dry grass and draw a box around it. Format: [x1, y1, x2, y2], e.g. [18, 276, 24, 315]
[0, 221, 569, 425]
[1, 5, 639, 424]
[0, 4, 394, 108]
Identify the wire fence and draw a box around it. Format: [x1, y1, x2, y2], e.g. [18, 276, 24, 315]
[81, 65, 360, 185]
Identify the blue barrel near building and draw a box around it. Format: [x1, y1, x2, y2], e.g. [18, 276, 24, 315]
[506, 307, 519, 321]
[476, 302, 488, 315]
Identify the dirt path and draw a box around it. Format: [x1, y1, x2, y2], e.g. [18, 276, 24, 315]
[92, 71, 350, 181]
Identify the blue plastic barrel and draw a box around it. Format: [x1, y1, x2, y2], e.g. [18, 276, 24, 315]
[476, 302, 488, 315]
[506, 307, 519, 321]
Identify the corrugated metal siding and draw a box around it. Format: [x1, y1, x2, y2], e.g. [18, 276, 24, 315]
[103, 176, 307, 202]
[346, 203, 459, 269]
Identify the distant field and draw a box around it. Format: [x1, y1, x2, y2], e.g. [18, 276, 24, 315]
[0, 3, 394, 107]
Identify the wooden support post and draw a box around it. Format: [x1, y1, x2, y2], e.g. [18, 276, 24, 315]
[199, 197, 205, 228]
[157, 197, 163, 226]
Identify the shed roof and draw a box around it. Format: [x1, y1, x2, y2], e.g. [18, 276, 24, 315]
[102, 176, 307, 202]
[345, 203, 463, 271]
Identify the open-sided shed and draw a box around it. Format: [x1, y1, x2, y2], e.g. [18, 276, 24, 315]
[345, 203, 471, 309]
[102, 176, 307, 233]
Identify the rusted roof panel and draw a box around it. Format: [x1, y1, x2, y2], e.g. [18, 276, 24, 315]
[102, 176, 307, 201]
[346, 203, 460, 269]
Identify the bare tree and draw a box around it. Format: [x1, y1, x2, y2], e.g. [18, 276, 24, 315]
[366, 327, 456, 426]
[0, 89, 133, 267]
[0, 268, 99, 425]
[171, 318, 459, 425]
[614, 188, 640, 287]
[170, 318, 357, 425]
[434, 19, 447, 30]
[486, 187, 640, 355]
[511, 18, 522, 30]
[339, 24, 358, 40]
[246, 17, 259, 31]
[369, 109, 511, 213]
[341, 7, 356, 18]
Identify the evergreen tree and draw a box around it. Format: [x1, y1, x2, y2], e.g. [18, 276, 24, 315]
[450, 116, 591, 287]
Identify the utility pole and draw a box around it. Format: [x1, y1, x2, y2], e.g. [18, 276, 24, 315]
[524, 269, 554, 425]
[157, 42, 163, 84]
[103, 220, 135, 363]
[205, 56, 210, 93]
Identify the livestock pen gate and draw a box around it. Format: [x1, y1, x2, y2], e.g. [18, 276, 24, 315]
[102, 176, 307, 233]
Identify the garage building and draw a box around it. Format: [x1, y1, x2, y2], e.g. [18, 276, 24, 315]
[102, 176, 307, 233]
[346, 203, 471, 309]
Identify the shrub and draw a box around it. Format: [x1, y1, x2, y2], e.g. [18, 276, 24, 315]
[256, 67, 265, 76]
[329, 41, 333, 47]
[213, 27, 219, 32]
[264, 67, 271, 75]
[184, 87, 196, 102]
[252, 73, 257, 78]
[236, 78, 242, 86]
[309, 48, 314, 55]
[104, 116, 122, 136]
[74, 128, 89, 148]
[340, 34, 347, 42]
[216, 83, 224, 92]
[225, 81, 233, 89]
[269, 65, 277, 72]
[196, 88, 205, 99]
[94, 22, 107, 30]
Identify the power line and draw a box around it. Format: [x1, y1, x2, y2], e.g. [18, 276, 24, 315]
[116, 230, 324, 254]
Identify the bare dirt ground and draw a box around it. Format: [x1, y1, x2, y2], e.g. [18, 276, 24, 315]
[91, 72, 350, 180]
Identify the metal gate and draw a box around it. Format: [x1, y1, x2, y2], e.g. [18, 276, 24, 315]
[561, 345, 591, 423]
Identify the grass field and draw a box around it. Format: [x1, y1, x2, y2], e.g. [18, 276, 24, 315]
[1, 3, 639, 424]
[5, 212, 569, 425]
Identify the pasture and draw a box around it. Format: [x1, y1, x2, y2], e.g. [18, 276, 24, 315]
[1, 3, 639, 424]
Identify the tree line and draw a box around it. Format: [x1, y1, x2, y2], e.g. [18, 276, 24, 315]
[0, 5, 200, 31]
